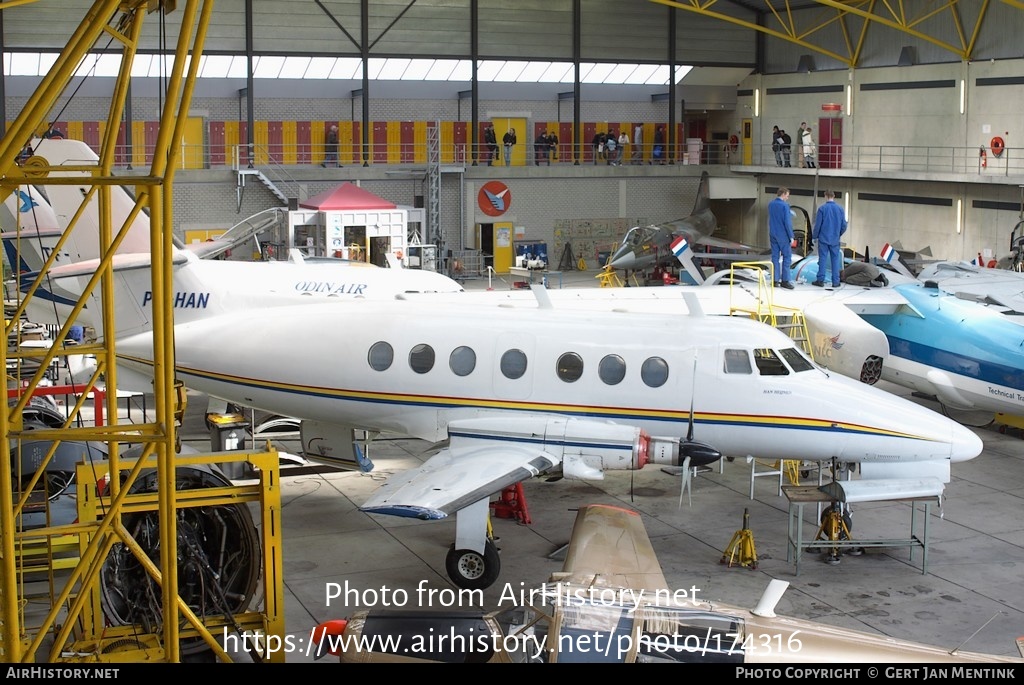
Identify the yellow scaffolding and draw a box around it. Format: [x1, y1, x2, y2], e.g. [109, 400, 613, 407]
[1, 0, 285, 663]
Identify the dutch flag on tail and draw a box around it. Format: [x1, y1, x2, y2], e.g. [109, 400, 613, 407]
[879, 243, 896, 264]
[671, 236, 692, 262]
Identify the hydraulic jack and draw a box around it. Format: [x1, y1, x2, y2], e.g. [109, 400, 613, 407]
[721, 508, 758, 569]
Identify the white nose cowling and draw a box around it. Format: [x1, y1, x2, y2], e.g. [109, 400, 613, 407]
[949, 421, 983, 463]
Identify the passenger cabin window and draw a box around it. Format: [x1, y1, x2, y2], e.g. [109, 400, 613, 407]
[723, 349, 752, 374]
[409, 344, 435, 374]
[449, 346, 476, 376]
[557, 352, 584, 383]
[640, 356, 669, 388]
[501, 349, 528, 379]
[368, 341, 394, 371]
[598, 354, 626, 385]
[779, 347, 814, 372]
[636, 608, 743, 664]
[753, 348, 788, 375]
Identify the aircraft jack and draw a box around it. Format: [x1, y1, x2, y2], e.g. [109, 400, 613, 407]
[721, 508, 758, 569]
[490, 482, 532, 524]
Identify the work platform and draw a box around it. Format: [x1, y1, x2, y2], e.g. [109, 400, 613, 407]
[783, 484, 940, 576]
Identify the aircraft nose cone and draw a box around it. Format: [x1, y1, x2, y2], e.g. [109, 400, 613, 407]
[608, 247, 636, 270]
[949, 422, 983, 463]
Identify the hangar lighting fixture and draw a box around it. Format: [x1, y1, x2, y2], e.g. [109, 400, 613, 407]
[754, 88, 760, 117]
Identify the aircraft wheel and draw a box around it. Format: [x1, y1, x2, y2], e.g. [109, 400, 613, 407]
[938, 404, 994, 428]
[446, 539, 500, 590]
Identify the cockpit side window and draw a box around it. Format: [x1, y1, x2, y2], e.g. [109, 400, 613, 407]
[723, 349, 752, 374]
[753, 348, 789, 375]
[779, 347, 814, 372]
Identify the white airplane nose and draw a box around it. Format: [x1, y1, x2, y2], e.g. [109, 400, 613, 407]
[949, 422, 983, 463]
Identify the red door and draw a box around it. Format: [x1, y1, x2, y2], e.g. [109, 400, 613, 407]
[818, 117, 843, 169]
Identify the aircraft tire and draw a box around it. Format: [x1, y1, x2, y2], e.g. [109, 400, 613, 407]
[446, 540, 500, 590]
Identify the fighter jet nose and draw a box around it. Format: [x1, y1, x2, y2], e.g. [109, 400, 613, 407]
[950, 422, 983, 463]
[609, 249, 634, 270]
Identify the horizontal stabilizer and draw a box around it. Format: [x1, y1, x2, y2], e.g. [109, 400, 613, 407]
[819, 478, 944, 503]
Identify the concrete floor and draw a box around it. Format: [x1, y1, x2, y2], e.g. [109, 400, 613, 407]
[223, 268, 1024, 663]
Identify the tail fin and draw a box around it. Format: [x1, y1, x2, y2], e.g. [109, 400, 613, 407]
[692, 171, 711, 215]
[27, 138, 155, 263]
[878, 242, 916, 279]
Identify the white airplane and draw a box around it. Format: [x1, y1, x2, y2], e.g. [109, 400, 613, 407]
[109, 285, 982, 589]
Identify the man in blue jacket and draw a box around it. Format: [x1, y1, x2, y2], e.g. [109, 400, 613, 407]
[812, 189, 848, 288]
[768, 187, 796, 289]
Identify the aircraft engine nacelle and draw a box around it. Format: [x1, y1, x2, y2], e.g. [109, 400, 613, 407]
[803, 301, 890, 384]
[448, 417, 677, 481]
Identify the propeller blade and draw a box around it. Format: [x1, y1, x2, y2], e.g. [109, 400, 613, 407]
[678, 456, 692, 509]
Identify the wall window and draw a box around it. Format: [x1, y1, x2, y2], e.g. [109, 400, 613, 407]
[409, 343, 435, 374]
[450, 346, 477, 376]
[500, 349, 528, 379]
[368, 341, 394, 371]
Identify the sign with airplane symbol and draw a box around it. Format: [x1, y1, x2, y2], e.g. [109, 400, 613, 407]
[478, 181, 511, 217]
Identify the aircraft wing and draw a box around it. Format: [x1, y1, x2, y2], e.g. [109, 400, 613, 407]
[554, 504, 670, 595]
[691, 233, 762, 255]
[360, 441, 559, 520]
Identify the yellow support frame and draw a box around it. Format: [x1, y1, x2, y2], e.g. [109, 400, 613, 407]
[0, 0, 286, 664]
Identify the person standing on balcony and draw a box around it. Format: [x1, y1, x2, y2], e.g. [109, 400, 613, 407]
[632, 124, 643, 164]
[771, 125, 783, 166]
[484, 126, 498, 165]
[796, 121, 807, 167]
[322, 125, 339, 167]
[653, 126, 665, 164]
[617, 130, 629, 166]
[547, 130, 559, 162]
[534, 130, 549, 165]
[801, 125, 816, 168]
[503, 128, 517, 165]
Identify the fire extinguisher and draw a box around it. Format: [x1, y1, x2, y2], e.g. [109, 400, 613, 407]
[980, 145, 987, 169]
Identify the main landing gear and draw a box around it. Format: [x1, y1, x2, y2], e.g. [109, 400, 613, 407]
[446, 539, 501, 590]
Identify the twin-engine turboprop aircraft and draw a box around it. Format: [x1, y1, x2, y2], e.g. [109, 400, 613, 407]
[112, 287, 981, 589]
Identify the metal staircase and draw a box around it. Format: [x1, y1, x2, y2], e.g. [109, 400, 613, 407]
[232, 145, 301, 212]
[727, 261, 814, 360]
[426, 122, 441, 249]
